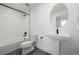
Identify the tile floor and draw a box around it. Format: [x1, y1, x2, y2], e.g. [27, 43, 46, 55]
[6, 48, 51, 55]
[27, 48, 51, 55]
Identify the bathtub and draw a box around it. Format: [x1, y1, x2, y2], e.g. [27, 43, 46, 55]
[0, 39, 23, 55]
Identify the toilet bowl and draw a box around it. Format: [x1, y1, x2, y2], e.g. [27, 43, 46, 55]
[20, 35, 37, 55]
[20, 40, 35, 55]
[21, 41, 34, 48]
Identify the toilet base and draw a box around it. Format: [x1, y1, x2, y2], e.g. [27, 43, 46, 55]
[22, 46, 35, 55]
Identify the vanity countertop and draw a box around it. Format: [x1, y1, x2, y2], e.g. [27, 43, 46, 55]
[46, 34, 70, 40]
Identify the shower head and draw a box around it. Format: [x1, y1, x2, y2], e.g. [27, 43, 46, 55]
[23, 14, 27, 16]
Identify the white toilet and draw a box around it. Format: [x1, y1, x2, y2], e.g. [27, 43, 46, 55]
[20, 35, 37, 55]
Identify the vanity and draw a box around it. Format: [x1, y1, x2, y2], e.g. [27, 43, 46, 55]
[46, 34, 70, 55]
[49, 3, 70, 55]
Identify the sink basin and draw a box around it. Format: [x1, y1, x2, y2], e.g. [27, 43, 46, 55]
[46, 34, 70, 40]
[57, 34, 70, 37]
[57, 34, 70, 40]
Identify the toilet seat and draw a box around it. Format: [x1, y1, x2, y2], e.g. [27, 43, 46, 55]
[21, 41, 34, 45]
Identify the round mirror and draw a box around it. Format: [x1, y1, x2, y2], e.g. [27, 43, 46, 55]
[50, 4, 68, 29]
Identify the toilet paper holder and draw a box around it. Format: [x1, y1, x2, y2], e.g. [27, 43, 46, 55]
[40, 36, 43, 39]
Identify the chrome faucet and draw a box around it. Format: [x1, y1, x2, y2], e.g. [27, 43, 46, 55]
[56, 28, 59, 34]
[23, 32, 27, 40]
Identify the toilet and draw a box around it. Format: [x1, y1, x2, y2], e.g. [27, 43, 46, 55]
[20, 35, 37, 55]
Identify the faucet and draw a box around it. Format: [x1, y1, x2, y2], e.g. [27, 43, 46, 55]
[23, 32, 27, 40]
[23, 32, 27, 36]
[56, 28, 59, 34]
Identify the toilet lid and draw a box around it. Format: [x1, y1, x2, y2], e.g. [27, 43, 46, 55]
[21, 41, 34, 45]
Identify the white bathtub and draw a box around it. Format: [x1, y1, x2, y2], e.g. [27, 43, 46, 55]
[0, 39, 23, 55]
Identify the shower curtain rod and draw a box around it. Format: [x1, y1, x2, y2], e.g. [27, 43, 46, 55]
[0, 3, 30, 15]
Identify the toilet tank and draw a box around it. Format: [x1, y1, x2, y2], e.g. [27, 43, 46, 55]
[24, 34, 37, 41]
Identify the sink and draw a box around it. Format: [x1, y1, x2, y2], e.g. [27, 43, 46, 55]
[57, 34, 70, 37]
[57, 34, 70, 40]
[46, 34, 70, 40]
[46, 33, 70, 55]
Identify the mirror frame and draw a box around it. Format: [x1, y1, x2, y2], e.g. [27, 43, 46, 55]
[50, 3, 69, 29]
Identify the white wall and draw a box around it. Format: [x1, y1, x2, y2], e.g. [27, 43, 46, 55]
[0, 5, 29, 54]
[60, 3, 79, 55]
[30, 3, 56, 35]
[30, 3, 59, 54]
[31, 3, 79, 55]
